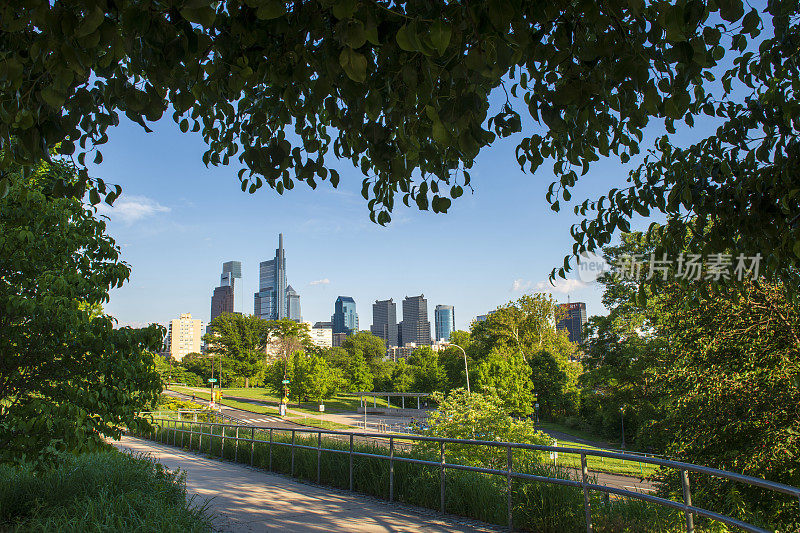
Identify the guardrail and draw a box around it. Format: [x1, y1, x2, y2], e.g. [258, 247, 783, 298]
[135, 418, 799, 533]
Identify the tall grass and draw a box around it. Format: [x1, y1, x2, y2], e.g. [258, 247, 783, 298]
[150, 421, 709, 532]
[0, 451, 212, 532]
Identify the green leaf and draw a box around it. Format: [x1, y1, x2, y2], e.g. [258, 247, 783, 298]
[396, 25, 416, 52]
[339, 47, 367, 82]
[343, 21, 366, 49]
[332, 0, 357, 19]
[76, 6, 105, 38]
[429, 21, 452, 56]
[256, 0, 286, 20]
[718, 0, 744, 22]
[794, 241, 800, 260]
[432, 121, 449, 144]
[180, 6, 216, 27]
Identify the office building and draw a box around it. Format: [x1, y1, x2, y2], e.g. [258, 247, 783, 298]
[557, 302, 587, 344]
[210, 260, 242, 324]
[434, 305, 455, 341]
[475, 310, 497, 323]
[167, 313, 203, 361]
[371, 298, 398, 347]
[332, 332, 348, 348]
[254, 234, 301, 321]
[286, 285, 301, 322]
[400, 294, 431, 346]
[332, 296, 359, 334]
[314, 321, 333, 329]
[306, 322, 333, 348]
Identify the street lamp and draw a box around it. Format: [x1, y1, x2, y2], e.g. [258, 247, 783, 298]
[619, 406, 625, 450]
[450, 343, 470, 394]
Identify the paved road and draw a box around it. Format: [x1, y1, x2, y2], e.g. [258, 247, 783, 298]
[113, 435, 500, 533]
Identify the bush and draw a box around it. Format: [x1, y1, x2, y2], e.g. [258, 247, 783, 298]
[0, 450, 211, 531]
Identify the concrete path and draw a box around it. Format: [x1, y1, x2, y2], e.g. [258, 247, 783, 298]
[112, 435, 500, 533]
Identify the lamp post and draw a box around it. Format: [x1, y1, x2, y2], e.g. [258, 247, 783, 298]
[620, 406, 625, 450]
[451, 343, 470, 394]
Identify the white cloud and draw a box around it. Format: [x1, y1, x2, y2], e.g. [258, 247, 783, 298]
[534, 278, 587, 294]
[511, 279, 532, 292]
[309, 278, 331, 286]
[96, 195, 170, 225]
[511, 278, 588, 294]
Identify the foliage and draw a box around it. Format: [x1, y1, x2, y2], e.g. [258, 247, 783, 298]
[341, 331, 387, 368]
[0, 161, 161, 468]
[5, 0, 796, 287]
[475, 346, 536, 416]
[390, 359, 414, 393]
[437, 330, 475, 391]
[418, 389, 549, 470]
[264, 318, 312, 364]
[406, 346, 446, 393]
[345, 350, 373, 392]
[265, 351, 343, 403]
[0, 451, 211, 532]
[646, 281, 800, 529]
[153, 353, 203, 386]
[204, 312, 269, 386]
[471, 294, 580, 419]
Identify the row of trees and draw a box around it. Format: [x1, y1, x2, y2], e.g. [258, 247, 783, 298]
[157, 293, 582, 417]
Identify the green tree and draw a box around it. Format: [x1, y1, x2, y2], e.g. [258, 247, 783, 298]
[345, 350, 373, 392]
[417, 389, 549, 469]
[264, 319, 312, 372]
[391, 360, 414, 393]
[6, 1, 795, 283]
[475, 346, 536, 416]
[204, 313, 269, 387]
[286, 352, 343, 404]
[0, 160, 161, 467]
[644, 281, 800, 528]
[341, 331, 387, 369]
[438, 330, 476, 391]
[407, 347, 446, 393]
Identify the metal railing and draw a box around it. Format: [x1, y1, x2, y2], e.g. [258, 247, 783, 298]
[134, 418, 800, 533]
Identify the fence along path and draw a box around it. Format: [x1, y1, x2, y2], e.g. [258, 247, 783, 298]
[137, 418, 800, 533]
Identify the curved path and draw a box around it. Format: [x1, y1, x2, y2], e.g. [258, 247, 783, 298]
[113, 435, 500, 533]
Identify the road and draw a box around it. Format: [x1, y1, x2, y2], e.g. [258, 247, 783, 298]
[113, 435, 501, 533]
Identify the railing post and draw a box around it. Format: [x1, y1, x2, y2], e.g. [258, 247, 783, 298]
[220, 424, 225, 459]
[291, 430, 295, 477]
[173, 419, 177, 446]
[269, 429, 273, 470]
[440, 441, 446, 513]
[251, 427, 255, 466]
[189, 421, 194, 450]
[317, 431, 322, 484]
[181, 421, 185, 449]
[681, 469, 694, 533]
[235, 426, 239, 462]
[198, 423, 203, 451]
[349, 434, 354, 491]
[581, 453, 593, 533]
[389, 436, 395, 501]
[507, 444, 513, 531]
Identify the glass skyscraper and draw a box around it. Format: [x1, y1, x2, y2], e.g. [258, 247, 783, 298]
[332, 296, 358, 334]
[434, 305, 455, 341]
[254, 234, 300, 321]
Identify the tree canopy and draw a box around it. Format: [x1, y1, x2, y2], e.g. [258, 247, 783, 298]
[0, 159, 161, 467]
[2, 0, 796, 280]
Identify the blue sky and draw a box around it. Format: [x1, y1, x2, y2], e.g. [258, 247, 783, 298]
[93, 91, 712, 331]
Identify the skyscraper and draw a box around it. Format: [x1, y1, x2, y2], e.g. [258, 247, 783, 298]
[400, 294, 431, 346]
[286, 285, 301, 322]
[254, 234, 300, 321]
[557, 302, 587, 344]
[210, 260, 242, 324]
[332, 296, 359, 334]
[434, 305, 455, 341]
[371, 298, 398, 347]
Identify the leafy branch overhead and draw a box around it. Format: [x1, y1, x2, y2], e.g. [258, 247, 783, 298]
[0, 0, 797, 276]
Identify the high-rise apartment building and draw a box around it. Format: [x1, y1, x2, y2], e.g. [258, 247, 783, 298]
[400, 294, 431, 346]
[434, 305, 455, 341]
[332, 296, 358, 334]
[167, 313, 203, 361]
[210, 260, 242, 324]
[254, 234, 301, 321]
[371, 298, 398, 347]
[557, 302, 587, 344]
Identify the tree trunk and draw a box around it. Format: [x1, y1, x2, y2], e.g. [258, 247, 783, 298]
[245, 377, 250, 388]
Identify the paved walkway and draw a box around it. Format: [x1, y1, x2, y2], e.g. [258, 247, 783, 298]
[112, 436, 500, 533]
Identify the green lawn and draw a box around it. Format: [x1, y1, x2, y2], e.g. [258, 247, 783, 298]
[171, 385, 392, 415]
